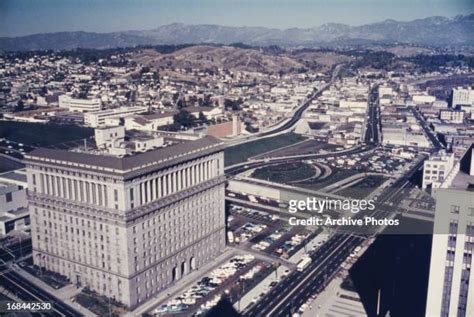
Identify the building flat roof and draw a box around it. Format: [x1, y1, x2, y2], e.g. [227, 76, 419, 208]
[24, 136, 224, 179]
[450, 171, 474, 190]
[0, 170, 27, 184]
[0, 182, 21, 195]
[140, 111, 178, 120]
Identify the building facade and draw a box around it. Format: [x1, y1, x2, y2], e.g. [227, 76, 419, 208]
[426, 145, 474, 317]
[58, 95, 102, 113]
[24, 136, 226, 308]
[0, 181, 29, 236]
[84, 106, 149, 127]
[439, 109, 465, 124]
[124, 112, 176, 132]
[422, 151, 455, 189]
[207, 116, 242, 138]
[451, 87, 474, 108]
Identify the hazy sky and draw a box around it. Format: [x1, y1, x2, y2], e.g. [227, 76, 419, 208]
[0, 0, 472, 37]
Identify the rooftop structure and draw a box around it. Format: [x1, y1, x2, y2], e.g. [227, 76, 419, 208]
[84, 106, 149, 127]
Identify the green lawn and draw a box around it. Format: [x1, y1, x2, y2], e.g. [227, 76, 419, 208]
[336, 175, 388, 199]
[252, 162, 315, 183]
[299, 168, 361, 191]
[224, 133, 306, 166]
[0, 121, 93, 146]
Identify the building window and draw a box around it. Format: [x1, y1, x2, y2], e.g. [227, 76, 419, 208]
[469, 208, 474, 217]
[451, 205, 460, 214]
[5, 192, 12, 202]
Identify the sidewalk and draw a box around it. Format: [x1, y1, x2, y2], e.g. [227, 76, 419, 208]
[12, 264, 96, 317]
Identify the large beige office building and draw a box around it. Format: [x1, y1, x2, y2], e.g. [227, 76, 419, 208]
[24, 135, 226, 308]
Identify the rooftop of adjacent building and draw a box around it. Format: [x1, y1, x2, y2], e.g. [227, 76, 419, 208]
[426, 150, 454, 162]
[24, 131, 224, 177]
[446, 144, 474, 191]
[450, 171, 474, 191]
[0, 169, 27, 185]
[0, 207, 29, 222]
[0, 181, 24, 195]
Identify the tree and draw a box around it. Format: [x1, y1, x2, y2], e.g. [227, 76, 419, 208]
[224, 98, 243, 111]
[172, 93, 179, 103]
[198, 112, 208, 123]
[14, 100, 25, 112]
[177, 99, 187, 109]
[173, 110, 196, 129]
[140, 66, 150, 74]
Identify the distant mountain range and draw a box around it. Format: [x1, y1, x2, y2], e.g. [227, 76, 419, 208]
[1, 14, 473, 51]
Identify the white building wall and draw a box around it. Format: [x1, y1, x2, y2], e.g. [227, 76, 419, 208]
[426, 189, 474, 316]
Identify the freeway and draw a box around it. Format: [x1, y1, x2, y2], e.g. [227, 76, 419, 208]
[411, 106, 444, 150]
[240, 154, 426, 317]
[259, 65, 342, 137]
[364, 84, 381, 145]
[225, 72, 382, 177]
[0, 269, 82, 316]
[225, 144, 372, 176]
[242, 234, 363, 317]
[226, 64, 344, 147]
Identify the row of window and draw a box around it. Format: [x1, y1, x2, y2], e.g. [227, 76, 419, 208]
[130, 158, 219, 208]
[34, 173, 113, 208]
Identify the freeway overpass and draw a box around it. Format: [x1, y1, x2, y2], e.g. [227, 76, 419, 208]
[225, 144, 373, 176]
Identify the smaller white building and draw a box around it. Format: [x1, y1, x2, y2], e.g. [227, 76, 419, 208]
[84, 106, 148, 127]
[412, 94, 436, 104]
[378, 86, 393, 97]
[185, 106, 223, 120]
[339, 100, 368, 109]
[0, 181, 29, 236]
[124, 112, 176, 131]
[58, 95, 102, 112]
[422, 151, 455, 189]
[439, 109, 465, 124]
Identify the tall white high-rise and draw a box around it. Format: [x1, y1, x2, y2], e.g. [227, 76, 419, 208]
[451, 87, 474, 112]
[426, 144, 474, 316]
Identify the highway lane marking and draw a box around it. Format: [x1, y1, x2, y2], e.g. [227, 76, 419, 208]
[271, 241, 357, 316]
[244, 235, 349, 315]
[265, 235, 355, 317]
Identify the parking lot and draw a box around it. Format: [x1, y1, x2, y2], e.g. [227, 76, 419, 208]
[152, 255, 273, 316]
